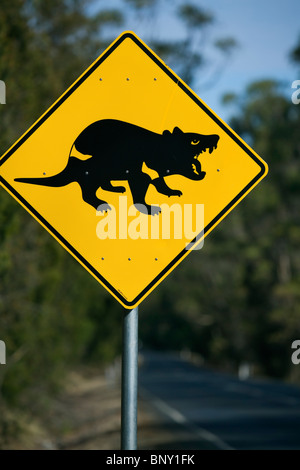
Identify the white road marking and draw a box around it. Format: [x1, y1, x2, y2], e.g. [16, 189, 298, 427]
[140, 388, 234, 450]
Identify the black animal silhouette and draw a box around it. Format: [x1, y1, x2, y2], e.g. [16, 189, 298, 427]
[15, 119, 219, 215]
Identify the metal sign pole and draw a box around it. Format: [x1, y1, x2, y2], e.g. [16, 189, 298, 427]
[121, 306, 139, 450]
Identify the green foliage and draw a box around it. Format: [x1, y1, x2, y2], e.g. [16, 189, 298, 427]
[123, 0, 237, 86]
[142, 78, 300, 382]
[0, 0, 237, 431]
[124, 0, 158, 9]
[214, 38, 236, 56]
[290, 34, 300, 65]
[3, 0, 297, 439]
[0, 0, 127, 414]
[179, 4, 214, 28]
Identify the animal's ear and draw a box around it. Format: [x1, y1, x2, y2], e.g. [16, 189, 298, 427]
[173, 127, 183, 135]
[163, 130, 172, 137]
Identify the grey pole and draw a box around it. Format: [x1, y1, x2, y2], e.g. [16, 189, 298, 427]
[121, 306, 139, 450]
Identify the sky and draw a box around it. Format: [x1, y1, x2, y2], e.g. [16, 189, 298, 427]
[102, 0, 300, 122]
[194, 0, 300, 121]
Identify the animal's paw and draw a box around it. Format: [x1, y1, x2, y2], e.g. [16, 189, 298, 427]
[96, 203, 112, 213]
[134, 203, 161, 216]
[168, 189, 182, 197]
[150, 206, 161, 216]
[114, 185, 126, 193]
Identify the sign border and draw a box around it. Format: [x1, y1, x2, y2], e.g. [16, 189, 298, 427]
[0, 31, 268, 309]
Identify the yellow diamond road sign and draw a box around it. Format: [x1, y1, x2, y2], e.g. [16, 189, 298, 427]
[0, 32, 268, 309]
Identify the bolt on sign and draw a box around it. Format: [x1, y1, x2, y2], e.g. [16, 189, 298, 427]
[0, 32, 268, 309]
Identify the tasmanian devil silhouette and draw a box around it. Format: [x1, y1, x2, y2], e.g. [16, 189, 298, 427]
[15, 119, 219, 215]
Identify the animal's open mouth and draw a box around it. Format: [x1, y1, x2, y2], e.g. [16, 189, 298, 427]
[197, 141, 219, 156]
[192, 140, 218, 175]
[192, 158, 202, 176]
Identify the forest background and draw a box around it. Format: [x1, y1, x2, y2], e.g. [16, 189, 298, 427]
[0, 0, 300, 440]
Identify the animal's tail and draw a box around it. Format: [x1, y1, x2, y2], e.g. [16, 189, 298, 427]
[14, 168, 72, 188]
[14, 156, 78, 187]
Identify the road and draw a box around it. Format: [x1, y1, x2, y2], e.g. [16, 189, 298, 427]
[138, 350, 300, 450]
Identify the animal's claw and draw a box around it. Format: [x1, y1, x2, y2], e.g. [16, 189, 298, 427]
[97, 203, 112, 213]
[166, 189, 182, 197]
[150, 206, 161, 216]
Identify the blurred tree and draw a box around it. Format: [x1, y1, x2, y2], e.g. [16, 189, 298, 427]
[142, 77, 300, 381]
[0, 0, 238, 428]
[227, 79, 300, 380]
[290, 34, 300, 66]
[126, 0, 237, 86]
[0, 0, 123, 417]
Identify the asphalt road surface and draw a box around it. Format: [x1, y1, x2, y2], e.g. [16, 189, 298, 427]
[138, 350, 300, 450]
